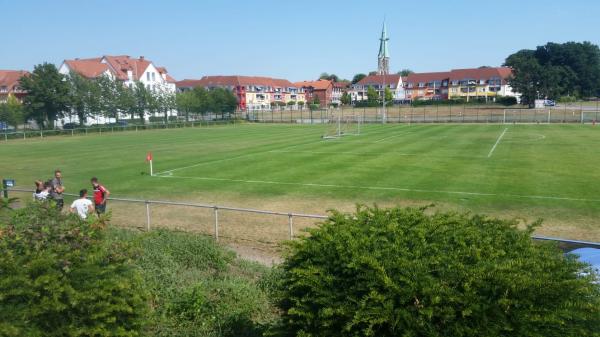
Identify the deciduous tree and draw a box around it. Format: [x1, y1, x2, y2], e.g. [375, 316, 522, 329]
[20, 63, 70, 128]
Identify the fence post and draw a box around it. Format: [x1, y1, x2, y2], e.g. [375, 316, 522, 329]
[547, 110, 551, 124]
[288, 213, 294, 240]
[40, 130, 43, 139]
[214, 206, 219, 241]
[145, 201, 151, 231]
[503, 110, 506, 124]
[4, 133, 7, 142]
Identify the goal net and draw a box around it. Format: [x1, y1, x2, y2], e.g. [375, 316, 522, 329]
[322, 114, 361, 139]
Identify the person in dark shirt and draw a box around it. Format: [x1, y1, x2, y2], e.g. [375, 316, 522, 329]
[91, 177, 110, 215]
[50, 170, 65, 210]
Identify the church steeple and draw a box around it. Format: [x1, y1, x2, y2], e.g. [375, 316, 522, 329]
[377, 21, 390, 75]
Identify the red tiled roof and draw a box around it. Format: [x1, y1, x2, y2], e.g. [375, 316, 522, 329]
[449, 67, 513, 81]
[0, 70, 29, 90]
[180, 76, 296, 89]
[357, 74, 402, 86]
[333, 81, 350, 88]
[103, 55, 151, 81]
[405, 72, 451, 84]
[64, 59, 110, 78]
[293, 79, 332, 91]
[62, 55, 175, 83]
[176, 79, 205, 88]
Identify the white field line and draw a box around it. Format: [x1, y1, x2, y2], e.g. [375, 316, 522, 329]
[154, 175, 600, 203]
[154, 152, 262, 176]
[487, 128, 508, 158]
[373, 130, 414, 143]
[268, 149, 480, 159]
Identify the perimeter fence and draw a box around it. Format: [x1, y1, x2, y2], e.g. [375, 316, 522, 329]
[0, 119, 235, 141]
[243, 106, 600, 124]
[3, 187, 599, 251]
[2, 188, 327, 244]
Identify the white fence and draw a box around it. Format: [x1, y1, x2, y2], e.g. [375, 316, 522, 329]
[1, 120, 235, 142]
[2, 187, 599, 251]
[2, 188, 327, 242]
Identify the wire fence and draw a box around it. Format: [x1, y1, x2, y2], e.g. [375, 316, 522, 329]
[241, 106, 600, 124]
[3, 187, 599, 251]
[0, 119, 236, 141]
[2, 188, 327, 242]
[2, 105, 598, 142]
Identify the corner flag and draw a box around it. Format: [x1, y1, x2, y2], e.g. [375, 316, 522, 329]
[146, 152, 153, 176]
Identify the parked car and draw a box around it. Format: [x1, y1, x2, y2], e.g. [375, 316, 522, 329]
[569, 247, 600, 282]
[62, 123, 78, 130]
[0, 121, 15, 132]
[544, 99, 556, 107]
[116, 120, 128, 126]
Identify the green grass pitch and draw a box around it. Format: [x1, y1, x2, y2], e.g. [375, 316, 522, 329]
[1, 122, 599, 241]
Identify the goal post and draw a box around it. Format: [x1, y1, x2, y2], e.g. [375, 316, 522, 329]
[322, 114, 361, 139]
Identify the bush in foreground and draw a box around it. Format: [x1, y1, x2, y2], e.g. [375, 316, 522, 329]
[272, 206, 600, 337]
[0, 203, 148, 336]
[118, 229, 277, 337]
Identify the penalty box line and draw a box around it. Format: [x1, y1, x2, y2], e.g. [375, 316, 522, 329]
[153, 174, 600, 203]
[487, 127, 508, 158]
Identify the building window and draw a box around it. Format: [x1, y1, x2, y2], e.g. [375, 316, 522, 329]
[146, 72, 150, 81]
[152, 72, 155, 81]
[418, 82, 425, 88]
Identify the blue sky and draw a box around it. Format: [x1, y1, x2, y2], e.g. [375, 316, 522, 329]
[2, 0, 599, 82]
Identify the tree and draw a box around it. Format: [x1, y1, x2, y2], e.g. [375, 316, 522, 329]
[319, 73, 339, 82]
[312, 95, 320, 106]
[96, 75, 121, 123]
[0, 95, 24, 129]
[272, 206, 600, 337]
[397, 69, 414, 76]
[20, 63, 70, 128]
[384, 86, 393, 103]
[505, 41, 600, 105]
[351, 73, 367, 84]
[366, 86, 379, 106]
[176, 90, 197, 121]
[286, 100, 296, 109]
[132, 82, 153, 123]
[0, 203, 148, 335]
[297, 101, 305, 110]
[340, 92, 351, 105]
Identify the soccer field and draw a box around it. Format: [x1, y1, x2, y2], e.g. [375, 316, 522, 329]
[1, 122, 599, 241]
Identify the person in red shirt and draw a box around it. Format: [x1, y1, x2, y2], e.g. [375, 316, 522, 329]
[91, 177, 110, 215]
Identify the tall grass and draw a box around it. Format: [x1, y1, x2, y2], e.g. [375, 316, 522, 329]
[108, 228, 278, 337]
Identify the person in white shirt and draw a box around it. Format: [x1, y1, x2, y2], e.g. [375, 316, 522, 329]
[70, 189, 94, 219]
[33, 180, 51, 201]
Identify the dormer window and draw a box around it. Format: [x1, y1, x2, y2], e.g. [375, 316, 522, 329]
[146, 72, 150, 81]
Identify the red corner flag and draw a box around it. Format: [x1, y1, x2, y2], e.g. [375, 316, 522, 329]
[146, 152, 153, 176]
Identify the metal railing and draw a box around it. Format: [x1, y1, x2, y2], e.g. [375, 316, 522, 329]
[0, 119, 236, 142]
[2, 187, 599, 250]
[2, 187, 327, 241]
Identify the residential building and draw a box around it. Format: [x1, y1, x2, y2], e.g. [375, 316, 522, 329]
[332, 81, 349, 106]
[59, 55, 176, 93]
[352, 74, 405, 102]
[0, 70, 29, 103]
[294, 80, 334, 107]
[447, 67, 518, 102]
[58, 55, 177, 125]
[177, 76, 306, 111]
[404, 72, 451, 101]
[403, 67, 518, 102]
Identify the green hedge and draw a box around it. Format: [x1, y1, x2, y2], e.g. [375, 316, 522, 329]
[0, 203, 148, 336]
[271, 206, 600, 337]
